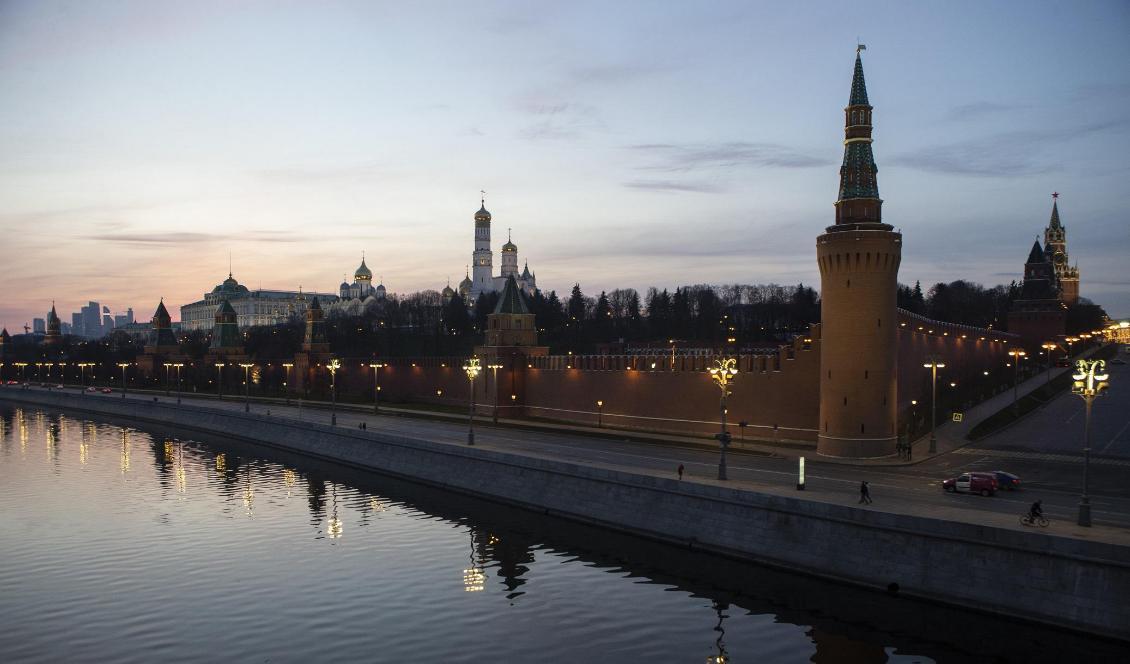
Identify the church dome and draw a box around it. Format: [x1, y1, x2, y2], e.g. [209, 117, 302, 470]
[354, 257, 372, 280]
[441, 284, 455, 298]
[474, 204, 491, 224]
[502, 239, 517, 252]
[340, 280, 351, 290]
[459, 274, 473, 289]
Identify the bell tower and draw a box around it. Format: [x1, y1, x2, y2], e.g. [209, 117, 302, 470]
[816, 48, 902, 458]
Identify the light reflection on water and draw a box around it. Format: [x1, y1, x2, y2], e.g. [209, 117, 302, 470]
[0, 406, 1124, 664]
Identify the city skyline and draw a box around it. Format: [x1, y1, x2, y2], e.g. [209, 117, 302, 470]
[2, 0, 1129, 330]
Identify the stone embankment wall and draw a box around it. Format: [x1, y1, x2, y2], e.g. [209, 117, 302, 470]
[2, 389, 1127, 641]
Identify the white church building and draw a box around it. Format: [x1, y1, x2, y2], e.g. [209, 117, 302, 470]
[455, 197, 536, 303]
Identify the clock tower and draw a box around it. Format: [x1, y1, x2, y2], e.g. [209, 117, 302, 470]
[1043, 193, 1079, 306]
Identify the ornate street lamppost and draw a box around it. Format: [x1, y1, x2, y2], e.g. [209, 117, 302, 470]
[1072, 359, 1109, 527]
[708, 357, 738, 480]
[239, 363, 254, 413]
[173, 363, 184, 405]
[462, 357, 481, 445]
[215, 362, 226, 400]
[327, 359, 341, 425]
[116, 362, 130, 399]
[15, 362, 28, 384]
[35, 362, 43, 381]
[368, 362, 385, 414]
[923, 357, 945, 454]
[163, 362, 172, 396]
[281, 362, 293, 406]
[1007, 349, 1027, 413]
[596, 400, 604, 428]
[487, 363, 502, 423]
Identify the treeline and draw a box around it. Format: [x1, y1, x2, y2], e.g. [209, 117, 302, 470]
[897, 279, 1107, 334]
[306, 282, 822, 356]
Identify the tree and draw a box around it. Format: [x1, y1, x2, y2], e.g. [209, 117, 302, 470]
[593, 291, 612, 340]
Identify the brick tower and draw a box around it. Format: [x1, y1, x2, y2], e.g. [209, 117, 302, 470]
[1043, 194, 1080, 305]
[816, 48, 902, 458]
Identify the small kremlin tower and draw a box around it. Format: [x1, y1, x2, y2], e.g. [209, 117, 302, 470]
[816, 48, 902, 458]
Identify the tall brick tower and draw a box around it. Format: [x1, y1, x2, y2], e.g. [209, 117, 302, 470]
[816, 48, 902, 458]
[1043, 194, 1080, 305]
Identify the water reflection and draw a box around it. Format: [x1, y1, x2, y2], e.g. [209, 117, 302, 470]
[0, 405, 1127, 664]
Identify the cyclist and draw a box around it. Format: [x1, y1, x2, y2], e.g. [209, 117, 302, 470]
[1028, 500, 1043, 522]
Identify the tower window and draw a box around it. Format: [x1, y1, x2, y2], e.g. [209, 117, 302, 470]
[864, 370, 868, 379]
[843, 397, 847, 405]
[846, 279, 851, 288]
[861, 423, 865, 434]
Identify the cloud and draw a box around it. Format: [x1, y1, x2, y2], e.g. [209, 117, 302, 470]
[627, 141, 831, 171]
[622, 179, 723, 193]
[890, 118, 1130, 176]
[943, 101, 1025, 122]
[85, 231, 310, 245]
[512, 93, 602, 140]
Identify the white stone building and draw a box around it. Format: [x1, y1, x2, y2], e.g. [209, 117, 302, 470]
[461, 198, 536, 303]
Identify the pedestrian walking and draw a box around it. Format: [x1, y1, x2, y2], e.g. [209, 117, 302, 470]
[859, 480, 872, 504]
[677, 464, 684, 480]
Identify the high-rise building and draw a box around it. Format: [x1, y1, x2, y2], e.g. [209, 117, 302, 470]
[71, 312, 82, 336]
[81, 301, 102, 338]
[816, 48, 902, 458]
[33, 318, 46, 334]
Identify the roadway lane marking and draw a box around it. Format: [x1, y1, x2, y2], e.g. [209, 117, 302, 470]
[953, 447, 1130, 466]
[1100, 420, 1130, 455]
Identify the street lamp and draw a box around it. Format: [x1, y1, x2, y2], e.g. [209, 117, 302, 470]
[708, 357, 738, 480]
[215, 363, 226, 400]
[116, 362, 130, 399]
[1072, 359, 1109, 527]
[15, 362, 28, 383]
[487, 363, 502, 423]
[1007, 350, 1027, 413]
[368, 362, 385, 414]
[462, 357, 481, 445]
[923, 358, 946, 454]
[77, 362, 92, 394]
[239, 363, 254, 413]
[327, 359, 341, 425]
[173, 363, 184, 405]
[1041, 343, 1057, 384]
[163, 362, 172, 396]
[281, 362, 294, 406]
[596, 400, 604, 428]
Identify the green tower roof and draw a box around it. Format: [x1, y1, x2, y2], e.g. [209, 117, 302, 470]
[849, 51, 869, 106]
[493, 275, 529, 315]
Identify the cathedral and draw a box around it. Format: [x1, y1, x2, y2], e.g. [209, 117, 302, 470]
[338, 255, 387, 301]
[454, 197, 536, 304]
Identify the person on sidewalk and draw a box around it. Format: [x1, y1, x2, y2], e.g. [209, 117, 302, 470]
[859, 480, 872, 504]
[677, 464, 684, 480]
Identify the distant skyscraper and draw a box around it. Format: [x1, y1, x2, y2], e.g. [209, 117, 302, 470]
[81, 301, 102, 338]
[71, 312, 83, 336]
[33, 318, 46, 334]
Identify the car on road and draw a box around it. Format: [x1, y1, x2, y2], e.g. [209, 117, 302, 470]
[991, 470, 1021, 490]
[100, 387, 113, 394]
[1112, 358, 1126, 365]
[86, 386, 98, 392]
[55, 384, 64, 389]
[5, 380, 18, 385]
[943, 472, 998, 496]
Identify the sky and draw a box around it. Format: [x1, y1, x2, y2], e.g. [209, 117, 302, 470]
[1, 0, 1128, 330]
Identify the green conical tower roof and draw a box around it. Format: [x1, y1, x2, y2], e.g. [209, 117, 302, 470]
[1048, 199, 1062, 230]
[493, 275, 529, 315]
[1026, 240, 1046, 264]
[849, 51, 869, 106]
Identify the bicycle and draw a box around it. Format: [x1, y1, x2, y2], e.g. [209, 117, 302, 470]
[1020, 513, 1049, 527]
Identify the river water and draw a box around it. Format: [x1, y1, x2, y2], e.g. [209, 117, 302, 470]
[0, 406, 1124, 663]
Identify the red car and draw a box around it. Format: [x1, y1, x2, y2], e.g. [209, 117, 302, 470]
[100, 387, 113, 394]
[943, 472, 998, 496]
